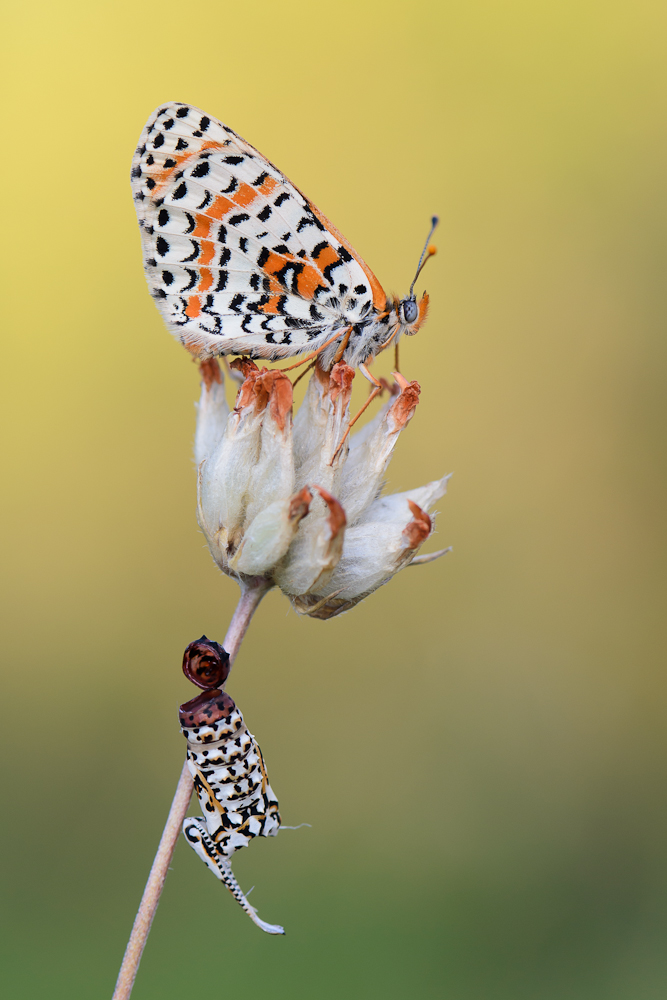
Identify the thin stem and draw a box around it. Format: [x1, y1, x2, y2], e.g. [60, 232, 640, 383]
[112, 577, 273, 1000]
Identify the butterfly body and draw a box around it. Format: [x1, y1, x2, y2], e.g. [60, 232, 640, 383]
[131, 103, 430, 368]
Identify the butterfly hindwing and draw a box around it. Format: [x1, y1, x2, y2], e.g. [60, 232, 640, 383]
[131, 103, 384, 358]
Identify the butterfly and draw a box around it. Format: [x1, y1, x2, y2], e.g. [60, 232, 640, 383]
[131, 103, 437, 372]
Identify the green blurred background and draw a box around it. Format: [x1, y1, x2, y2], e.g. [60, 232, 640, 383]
[2, 1, 667, 996]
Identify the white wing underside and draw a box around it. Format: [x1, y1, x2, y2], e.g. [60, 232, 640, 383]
[131, 103, 380, 359]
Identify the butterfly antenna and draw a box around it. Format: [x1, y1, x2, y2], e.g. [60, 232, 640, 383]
[409, 216, 439, 296]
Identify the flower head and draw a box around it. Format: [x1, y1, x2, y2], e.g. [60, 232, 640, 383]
[195, 357, 449, 619]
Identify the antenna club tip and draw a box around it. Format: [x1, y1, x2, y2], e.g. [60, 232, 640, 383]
[431, 215, 439, 226]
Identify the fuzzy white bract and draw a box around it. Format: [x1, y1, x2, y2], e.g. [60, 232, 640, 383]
[195, 358, 449, 619]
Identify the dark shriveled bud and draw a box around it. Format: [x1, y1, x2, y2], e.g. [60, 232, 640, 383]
[182, 635, 230, 690]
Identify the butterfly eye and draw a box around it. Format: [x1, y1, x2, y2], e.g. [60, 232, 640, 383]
[401, 298, 419, 324]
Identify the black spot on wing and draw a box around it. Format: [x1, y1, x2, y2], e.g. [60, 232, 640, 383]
[191, 161, 210, 178]
[181, 241, 200, 262]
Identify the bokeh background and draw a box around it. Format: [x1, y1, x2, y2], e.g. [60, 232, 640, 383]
[2, 1, 667, 997]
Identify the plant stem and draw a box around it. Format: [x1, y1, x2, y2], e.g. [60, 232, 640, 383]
[112, 578, 273, 1000]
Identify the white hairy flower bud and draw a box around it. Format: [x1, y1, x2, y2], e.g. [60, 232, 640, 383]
[194, 357, 450, 618]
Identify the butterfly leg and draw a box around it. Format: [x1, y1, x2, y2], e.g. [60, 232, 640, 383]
[331, 363, 384, 463]
[332, 325, 353, 364]
[394, 342, 400, 373]
[291, 360, 317, 389]
[280, 327, 353, 373]
[183, 818, 285, 935]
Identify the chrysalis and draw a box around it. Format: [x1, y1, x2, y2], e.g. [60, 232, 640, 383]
[180, 636, 284, 934]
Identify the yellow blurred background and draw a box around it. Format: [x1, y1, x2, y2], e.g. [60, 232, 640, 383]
[2, 0, 667, 996]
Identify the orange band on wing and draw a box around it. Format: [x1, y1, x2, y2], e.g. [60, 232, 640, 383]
[232, 182, 259, 208]
[186, 296, 201, 318]
[259, 294, 283, 314]
[296, 265, 326, 298]
[146, 141, 224, 197]
[306, 200, 386, 310]
[257, 175, 278, 197]
[312, 243, 340, 273]
[259, 249, 325, 300]
[199, 241, 215, 266]
[197, 268, 213, 292]
[193, 214, 212, 238]
[207, 195, 236, 219]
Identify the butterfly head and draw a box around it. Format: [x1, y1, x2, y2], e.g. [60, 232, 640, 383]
[398, 292, 430, 333]
[397, 216, 438, 335]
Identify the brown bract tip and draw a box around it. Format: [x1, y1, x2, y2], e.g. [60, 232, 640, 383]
[403, 500, 432, 549]
[312, 485, 347, 537]
[233, 367, 293, 429]
[288, 486, 313, 522]
[229, 357, 260, 378]
[259, 369, 293, 431]
[388, 378, 421, 429]
[231, 359, 261, 411]
[199, 357, 223, 389]
[329, 362, 355, 403]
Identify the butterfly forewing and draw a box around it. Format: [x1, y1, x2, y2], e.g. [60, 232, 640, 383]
[131, 103, 383, 358]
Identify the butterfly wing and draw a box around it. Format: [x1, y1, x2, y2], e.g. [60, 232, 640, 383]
[131, 103, 387, 359]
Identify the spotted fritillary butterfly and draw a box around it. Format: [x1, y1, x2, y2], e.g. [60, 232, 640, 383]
[132, 103, 436, 370]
